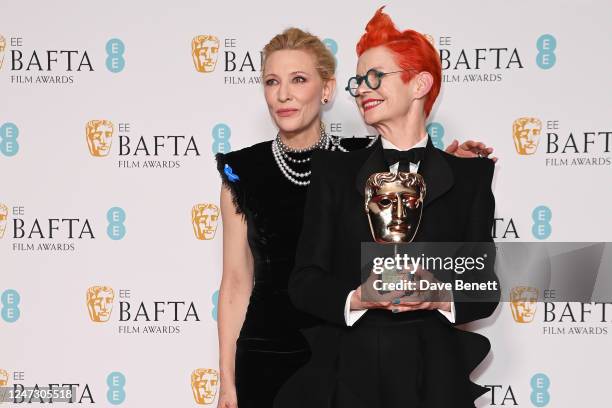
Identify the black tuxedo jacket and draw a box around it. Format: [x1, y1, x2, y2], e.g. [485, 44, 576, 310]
[275, 136, 500, 408]
[288, 135, 499, 326]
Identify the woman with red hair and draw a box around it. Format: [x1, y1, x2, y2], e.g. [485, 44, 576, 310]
[275, 7, 499, 408]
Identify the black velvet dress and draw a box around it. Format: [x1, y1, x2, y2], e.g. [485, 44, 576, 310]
[215, 137, 372, 408]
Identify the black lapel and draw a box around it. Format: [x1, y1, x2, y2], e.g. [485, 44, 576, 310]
[354, 137, 388, 198]
[421, 136, 454, 207]
[354, 135, 454, 207]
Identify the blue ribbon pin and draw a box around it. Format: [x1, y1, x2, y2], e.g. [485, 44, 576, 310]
[224, 164, 240, 182]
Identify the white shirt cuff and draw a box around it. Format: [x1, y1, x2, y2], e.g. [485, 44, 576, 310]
[344, 290, 368, 326]
[437, 291, 456, 323]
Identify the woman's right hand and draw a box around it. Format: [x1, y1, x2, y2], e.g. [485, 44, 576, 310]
[217, 382, 238, 408]
[350, 285, 392, 311]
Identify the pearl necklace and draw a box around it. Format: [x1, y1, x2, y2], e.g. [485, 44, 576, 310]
[272, 127, 377, 186]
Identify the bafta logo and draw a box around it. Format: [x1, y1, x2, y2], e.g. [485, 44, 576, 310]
[0, 203, 8, 239]
[510, 286, 539, 323]
[192, 204, 220, 240]
[512, 117, 542, 155]
[0, 35, 6, 70]
[86, 120, 114, 157]
[0, 369, 8, 386]
[365, 172, 426, 243]
[191, 368, 219, 405]
[86, 286, 115, 323]
[192, 35, 220, 73]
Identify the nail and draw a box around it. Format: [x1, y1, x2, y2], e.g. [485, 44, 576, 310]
[392, 298, 401, 305]
[392, 308, 399, 313]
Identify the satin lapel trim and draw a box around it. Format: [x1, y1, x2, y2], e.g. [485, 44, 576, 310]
[354, 137, 388, 198]
[354, 135, 454, 208]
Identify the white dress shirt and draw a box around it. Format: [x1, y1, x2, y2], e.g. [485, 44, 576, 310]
[343, 135, 456, 326]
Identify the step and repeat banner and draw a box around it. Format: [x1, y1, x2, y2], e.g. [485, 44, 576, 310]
[1, 0, 610, 406]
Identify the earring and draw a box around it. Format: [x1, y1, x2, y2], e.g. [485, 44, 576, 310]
[322, 98, 328, 104]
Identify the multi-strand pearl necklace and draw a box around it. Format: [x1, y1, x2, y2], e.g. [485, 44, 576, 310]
[271, 125, 376, 186]
[272, 126, 328, 186]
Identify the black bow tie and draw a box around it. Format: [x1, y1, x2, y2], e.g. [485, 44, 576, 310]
[383, 147, 425, 172]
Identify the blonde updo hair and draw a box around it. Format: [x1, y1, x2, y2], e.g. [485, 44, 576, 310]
[262, 28, 336, 81]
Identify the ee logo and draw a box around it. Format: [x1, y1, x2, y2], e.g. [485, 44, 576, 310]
[0, 122, 19, 157]
[1, 289, 21, 323]
[322, 38, 338, 65]
[530, 373, 550, 406]
[426, 122, 445, 149]
[536, 34, 556, 69]
[106, 38, 126, 73]
[107, 207, 126, 240]
[532, 205, 552, 240]
[212, 123, 231, 154]
[107, 371, 126, 405]
[211, 290, 219, 321]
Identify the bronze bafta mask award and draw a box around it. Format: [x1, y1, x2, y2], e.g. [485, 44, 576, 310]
[365, 171, 426, 243]
[365, 171, 426, 293]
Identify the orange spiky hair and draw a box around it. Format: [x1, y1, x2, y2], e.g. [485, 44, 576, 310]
[356, 6, 441, 117]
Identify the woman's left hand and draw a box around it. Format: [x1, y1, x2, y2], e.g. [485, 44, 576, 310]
[445, 139, 498, 163]
[388, 299, 451, 313]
